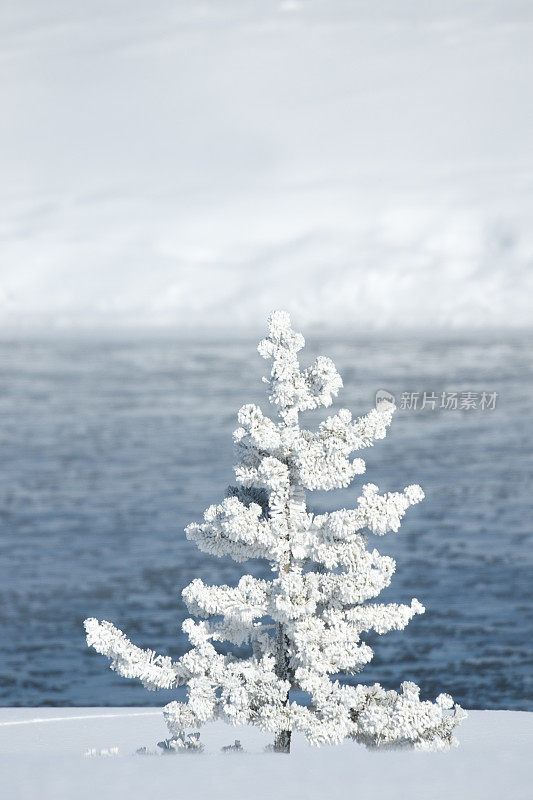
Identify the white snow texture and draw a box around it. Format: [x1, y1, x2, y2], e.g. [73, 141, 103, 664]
[1, 709, 531, 800]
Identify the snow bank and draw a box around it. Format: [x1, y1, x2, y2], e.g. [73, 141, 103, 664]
[1, 1, 533, 331]
[1, 708, 531, 800]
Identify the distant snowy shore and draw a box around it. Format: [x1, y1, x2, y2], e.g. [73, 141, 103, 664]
[1, 708, 531, 800]
[2, 1, 533, 331]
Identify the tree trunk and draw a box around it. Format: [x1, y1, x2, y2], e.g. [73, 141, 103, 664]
[273, 728, 291, 753]
[272, 460, 297, 754]
[274, 621, 291, 753]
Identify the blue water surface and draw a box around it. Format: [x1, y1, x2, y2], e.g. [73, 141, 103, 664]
[0, 333, 531, 709]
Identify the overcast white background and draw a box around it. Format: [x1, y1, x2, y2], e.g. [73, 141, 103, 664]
[1, 0, 532, 332]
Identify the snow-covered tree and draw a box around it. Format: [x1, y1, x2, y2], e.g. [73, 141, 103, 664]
[85, 311, 465, 753]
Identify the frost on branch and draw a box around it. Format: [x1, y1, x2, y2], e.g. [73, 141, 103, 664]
[84, 618, 187, 690]
[84, 311, 465, 753]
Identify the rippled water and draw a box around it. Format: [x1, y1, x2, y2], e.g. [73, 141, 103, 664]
[0, 333, 531, 709]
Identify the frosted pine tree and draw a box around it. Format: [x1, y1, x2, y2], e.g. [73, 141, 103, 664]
[85, 311, 465, 752]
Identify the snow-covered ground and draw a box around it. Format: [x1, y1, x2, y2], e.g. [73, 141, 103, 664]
[1, 708, 531, 799]
[1, 1, 533, 331]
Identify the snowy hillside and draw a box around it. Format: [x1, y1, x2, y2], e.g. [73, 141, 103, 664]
[1, 708, 531, 800]
[1, 0, 532, 331]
